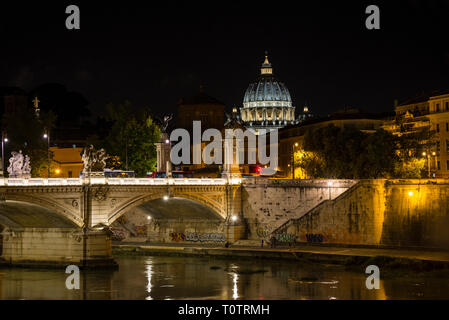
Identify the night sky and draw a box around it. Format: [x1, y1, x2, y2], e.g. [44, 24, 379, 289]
[1, 1, 448, 120]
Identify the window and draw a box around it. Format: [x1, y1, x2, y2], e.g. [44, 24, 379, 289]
[436, 103, 440, 112]
[437, 141, 440, 152]
[437, 161, 441, 170]
[68, 171, 72, 178]
[446, 123, 448, 132]
[447, 160, 449, 170]
[446, 102, 449, 111]
[447, 140, 449, 153]
[437, 124, 440, 133]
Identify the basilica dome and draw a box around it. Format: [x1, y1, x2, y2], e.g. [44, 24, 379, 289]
[243, 57, 292, 108]
[240, 55, 297, 132]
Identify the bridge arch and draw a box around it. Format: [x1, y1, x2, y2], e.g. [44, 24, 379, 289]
[108, 192, 226, 226]
[1, 193, 83, 227]
[0, 200, 80, 229]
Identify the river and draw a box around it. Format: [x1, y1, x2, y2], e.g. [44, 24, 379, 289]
[1, 255, 449, 300]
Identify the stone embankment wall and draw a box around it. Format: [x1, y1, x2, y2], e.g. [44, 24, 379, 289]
[277, 179, 449, 249]
[0, 228, 112, 265]
[241, 179, 356, 240]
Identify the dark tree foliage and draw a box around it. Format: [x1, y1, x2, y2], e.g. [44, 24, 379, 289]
[298, 124, 426, 179]
[103, 101, 161, 177]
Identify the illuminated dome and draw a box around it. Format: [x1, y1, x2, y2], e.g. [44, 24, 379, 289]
[240, 54, 297, 132]
[243, 57, 292, 107]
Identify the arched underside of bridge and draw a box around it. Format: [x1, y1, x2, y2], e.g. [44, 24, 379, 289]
[109, 197, 224, 225]
[109, 197, 225, 242]
[0, 200, 79, 229]
[137, 197, 224, 221]
[108, 193, 226, 225]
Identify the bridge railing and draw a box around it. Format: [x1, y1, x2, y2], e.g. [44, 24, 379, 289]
[0, 177, 233, 186]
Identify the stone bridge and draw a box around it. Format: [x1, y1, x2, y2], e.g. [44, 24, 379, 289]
[0, 177, 355, 267]
[0, 177, 242, 226]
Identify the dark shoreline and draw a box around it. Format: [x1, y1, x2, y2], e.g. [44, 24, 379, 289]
[112, 244, 449, 277]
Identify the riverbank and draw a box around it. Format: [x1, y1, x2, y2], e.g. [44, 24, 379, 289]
[113, 243, 449, 275]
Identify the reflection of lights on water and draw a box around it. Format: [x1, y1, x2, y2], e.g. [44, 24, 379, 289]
[145, 260, 153, 300]
[232, 273, 239, 300]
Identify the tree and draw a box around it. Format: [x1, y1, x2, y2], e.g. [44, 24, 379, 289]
[104, 101, 161, 177]
[297, 124, 425, 179]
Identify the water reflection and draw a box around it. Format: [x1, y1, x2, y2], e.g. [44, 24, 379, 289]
[0, 256, 448, 299]
[145, 260, 153, 300]
[232, 273, 239, 300]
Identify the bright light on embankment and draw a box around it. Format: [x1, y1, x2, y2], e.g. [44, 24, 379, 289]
[408, 191, 413, 197]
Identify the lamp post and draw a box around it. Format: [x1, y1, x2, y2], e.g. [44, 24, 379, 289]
[43, 131, 50, 178]
[422, 151, 432, 178]
[291, 142, 299, 179]
[1, 132, 7, 177]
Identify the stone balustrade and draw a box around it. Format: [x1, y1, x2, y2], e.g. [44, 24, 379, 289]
[0, 177, 237, 186]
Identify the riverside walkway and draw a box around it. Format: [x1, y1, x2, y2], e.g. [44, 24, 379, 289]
[113, 242, 449, 266]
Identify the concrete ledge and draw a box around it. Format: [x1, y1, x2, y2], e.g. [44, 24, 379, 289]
[0, 257, 118, 269]
[112, 244, 449, 270]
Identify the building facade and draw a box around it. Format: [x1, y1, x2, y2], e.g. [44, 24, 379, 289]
[384, 91, 449, 178]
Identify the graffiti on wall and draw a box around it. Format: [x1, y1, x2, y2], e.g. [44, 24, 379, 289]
[134, 225, 148, 237]
[170, 232, 186, 242]
[110, 227, 126, 241]
[169, 232, 226, 242]
[275, 233, 296, 243]
[305, 233, 327, 243]
[186, 232, 226, 242]
[117, 216, 128, 224]
[256, 227, 272, 238]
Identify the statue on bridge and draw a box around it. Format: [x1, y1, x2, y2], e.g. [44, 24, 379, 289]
[161, 114, 173, 133]
[7, 150, 31, 178]
[82, 145, 108, 177]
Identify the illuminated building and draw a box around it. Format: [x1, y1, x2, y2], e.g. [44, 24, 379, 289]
[240, 54, 298, 134]
[383, 90, 449, 178]
[50, 146, 84, 178]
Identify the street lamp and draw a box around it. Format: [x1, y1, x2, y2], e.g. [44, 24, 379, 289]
[43, 130, 50, 178]
[1, 132, 8, 177]
[422, 151, 433, 178]
[291, 142, 299, 179]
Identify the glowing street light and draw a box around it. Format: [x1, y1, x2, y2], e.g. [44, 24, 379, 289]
[147, 216, 152, 220]
[43, 130, 50, 177]
[1, 132, 7, 177]
[408, 191, 413, 197]
[163, 195, 169, 201]
[231, 215, 238, 222]
[291, 142, 299, 179]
